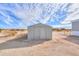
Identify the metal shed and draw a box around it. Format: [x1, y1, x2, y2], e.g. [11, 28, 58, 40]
[28, 23, 52, 40]
[71, 19, 79, 36]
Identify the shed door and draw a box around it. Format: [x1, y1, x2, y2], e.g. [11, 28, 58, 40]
[40, 28, 46, 40]
[34, 28, 40, 40]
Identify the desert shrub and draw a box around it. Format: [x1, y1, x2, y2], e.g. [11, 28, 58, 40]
[0, 29, 2, 32]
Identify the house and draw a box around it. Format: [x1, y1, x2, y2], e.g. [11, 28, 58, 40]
[28, 23, 52, 40]
[71, 19, 79, 36]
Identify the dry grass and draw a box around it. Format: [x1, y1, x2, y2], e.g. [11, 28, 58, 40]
[0, 29, 27, 37]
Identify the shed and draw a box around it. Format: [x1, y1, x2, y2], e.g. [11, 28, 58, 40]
[71, 19, 79, 36]
[28, 23, 52, 40]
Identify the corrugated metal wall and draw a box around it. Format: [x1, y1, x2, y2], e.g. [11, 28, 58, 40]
[72, 22, 79, 31]
[28, 24, 52, 40]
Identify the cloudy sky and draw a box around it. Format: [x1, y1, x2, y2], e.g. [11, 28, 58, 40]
[0, 3, 79, 29]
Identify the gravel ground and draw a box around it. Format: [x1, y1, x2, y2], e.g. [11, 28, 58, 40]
[0, 31, 79, 56]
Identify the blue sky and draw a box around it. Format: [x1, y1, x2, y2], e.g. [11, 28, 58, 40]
[0, 3, 79, 29]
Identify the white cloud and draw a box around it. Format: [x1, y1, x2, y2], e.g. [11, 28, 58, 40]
[61, 3, 79, 24]
[4, 16, 14, 25]
[0, 3, 79, 29]
[0, 10, 14, 25]
[14, 6, 42, 26]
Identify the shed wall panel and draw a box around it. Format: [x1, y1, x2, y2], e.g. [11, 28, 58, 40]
[28, 24, 52, 40]
[40, 28, 46, 40]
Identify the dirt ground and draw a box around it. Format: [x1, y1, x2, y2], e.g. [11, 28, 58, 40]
[0, 31, 79, 56]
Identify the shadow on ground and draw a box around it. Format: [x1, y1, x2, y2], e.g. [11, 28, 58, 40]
[64, 35, 79, 45]
[0, 35, 50, 50]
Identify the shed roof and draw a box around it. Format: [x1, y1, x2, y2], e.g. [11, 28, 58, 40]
[28, 23, 52, 29]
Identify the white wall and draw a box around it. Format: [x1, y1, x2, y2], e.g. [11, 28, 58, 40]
[71, 31, 79, 36]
